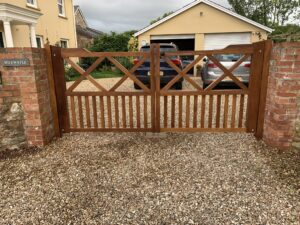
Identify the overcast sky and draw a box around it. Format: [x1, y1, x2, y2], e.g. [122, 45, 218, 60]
[73, 0, 230, 33]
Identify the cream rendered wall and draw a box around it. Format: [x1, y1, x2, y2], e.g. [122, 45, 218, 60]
[0, 0, 77, 47]
[137, 3, 268, 49]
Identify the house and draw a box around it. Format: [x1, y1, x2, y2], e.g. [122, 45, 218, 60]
[0, 0, 77, 48]
[74, 5, 103, 48]
[134, 0, 273, 51]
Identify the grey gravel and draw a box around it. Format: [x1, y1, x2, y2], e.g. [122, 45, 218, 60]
[1, 132, 300, 224]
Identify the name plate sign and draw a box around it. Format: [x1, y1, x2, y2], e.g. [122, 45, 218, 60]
[2, 58, 30, 67]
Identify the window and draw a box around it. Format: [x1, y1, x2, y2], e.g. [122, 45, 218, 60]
[0, 32, 4, 48]
[60, 39, 68, 48]
[58, 0, 65, 16]
[36, 36, 43, 48]
[27, 0, 37, 7]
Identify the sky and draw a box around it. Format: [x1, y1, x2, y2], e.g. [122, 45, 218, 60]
[73, 0, 230, 33]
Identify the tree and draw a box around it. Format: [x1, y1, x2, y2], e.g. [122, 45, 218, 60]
[150, 11, 174, 25]
[270, 24, 300, 42]
[228, 0, 300, 27]
[90, 32, 132, 52]
[81, 31, 137, 70]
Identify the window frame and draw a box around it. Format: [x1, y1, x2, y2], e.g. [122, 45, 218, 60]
[60, 39, 69, 48]
[26, 0, 38, 8]
[36, 35, 44, 48]
[0, 32, 5, 48]
[58, 0, 66, 17]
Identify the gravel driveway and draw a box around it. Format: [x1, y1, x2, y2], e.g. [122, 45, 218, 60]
[1, 132, 300, 224]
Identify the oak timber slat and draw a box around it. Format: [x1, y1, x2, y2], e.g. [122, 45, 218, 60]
[208, 95, 213, 128]
[78, 96, 84, 128]
[239, 94, 245, 128]
[70, 96, 77, 128]
[144, 96, 148, 129]
[223, 95, 229, 128]
[201, 95, 206, 128]
[85, 96, 91, 128]
[114, 96, 120, 129]
[164, 96, 168, 128]
[231, 95, 237, 128]
[136, 96, 141, 128]
[186, 95, 191, 128]
[178, 96, 183, 128]
[129, 96, 134, 128]
[100, 96, 105, 128]
[216, 95, 221, 128]
[171, 96, 175, 128]
[92, 96, 98, 129]
[193, 95, 198, 128]
[107, 96, 112, 128]
[122, 96, 127, 128]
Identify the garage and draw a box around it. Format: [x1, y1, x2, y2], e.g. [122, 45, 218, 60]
[150, 35, 195, 51]
[134, 0, 272, 51]
[204, 33, 251, 50]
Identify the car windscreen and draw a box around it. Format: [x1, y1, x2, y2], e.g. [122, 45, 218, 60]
[141, 46, 177, 53]
[141, 46, 178, 59]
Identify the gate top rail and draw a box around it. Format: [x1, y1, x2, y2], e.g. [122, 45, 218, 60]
[61, 48, 149, 58]
[164, 44, 254, 56]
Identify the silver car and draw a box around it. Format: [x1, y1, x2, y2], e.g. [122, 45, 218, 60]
[201, 54, 251, 89]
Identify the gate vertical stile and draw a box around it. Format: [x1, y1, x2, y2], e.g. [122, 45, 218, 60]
[50, 46, 70, 134]
[150, 44, 156, 132]
[246, 41, 265, 133]
[45, 45, 61, 138]
[155, 44, 161, 132]
[255, 40, 273, 139]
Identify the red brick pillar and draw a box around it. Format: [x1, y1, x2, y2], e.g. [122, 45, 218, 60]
[264, 42, 300, 150]
[0, 48, 55, 147]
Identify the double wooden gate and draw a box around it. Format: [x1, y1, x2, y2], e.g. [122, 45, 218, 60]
[46, 40, 272, 139]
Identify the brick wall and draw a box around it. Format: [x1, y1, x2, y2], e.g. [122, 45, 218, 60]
[264, 42, 300, 150]
[0, 48, 55, 149]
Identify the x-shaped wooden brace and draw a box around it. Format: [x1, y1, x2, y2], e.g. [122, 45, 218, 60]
[65, 55, 151, 94]
[66, 57, 107, 94]
[161, 54, 205, 91]
[204, 54, 250, 91]
[106, 56, 151, 92]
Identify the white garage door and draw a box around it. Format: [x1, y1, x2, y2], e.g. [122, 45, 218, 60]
[204, 33, 251, 50]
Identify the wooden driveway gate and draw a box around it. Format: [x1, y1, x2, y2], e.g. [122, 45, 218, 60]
[47, 40, 272, 139]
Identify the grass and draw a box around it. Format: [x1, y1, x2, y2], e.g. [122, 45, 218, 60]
[67, 71, 123, 82]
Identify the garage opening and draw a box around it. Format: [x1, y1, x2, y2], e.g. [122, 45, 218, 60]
[150, 35, 195, 74]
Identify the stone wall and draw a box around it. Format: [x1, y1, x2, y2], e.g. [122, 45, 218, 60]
[0, 48, 55, 150]
[264, 42, 300, 150]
